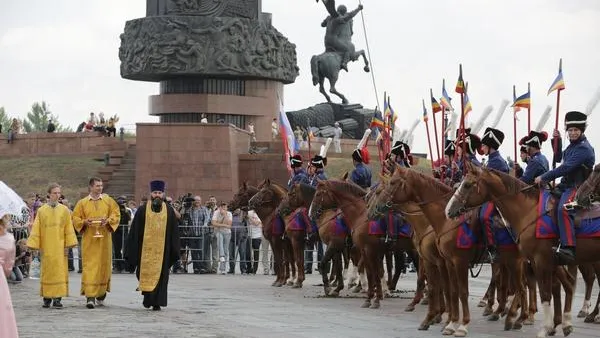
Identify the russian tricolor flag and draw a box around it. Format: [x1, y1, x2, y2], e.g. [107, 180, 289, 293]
[278, 107, 298, 172]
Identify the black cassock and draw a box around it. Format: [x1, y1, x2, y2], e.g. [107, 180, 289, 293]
[125, 203, 180, 308]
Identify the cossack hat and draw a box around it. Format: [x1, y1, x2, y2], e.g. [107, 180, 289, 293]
[523, 130, 548, 149]
[565, 111, 587, 132]
[290, 154, 303, 168]
[481, 127, 505, 150]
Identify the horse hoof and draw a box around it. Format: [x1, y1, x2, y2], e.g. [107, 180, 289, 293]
[370, 299, 381, 309]
[513, 321, 523, 330]
[562, 326, 573, 337]
[360, 299, 371, 308]
[383, 291, 392, 299]
[488, 313, 500, 321]
[286, 281, 294, 286]
[433, 314, 443, 324]
[271, 281, 277, 287]
[292, 283, 302, 289]
[577, 310, 588, 318]
[420, 298, 429, 305]
[482, 307, 493, 316]
[364, 66, 370, 72]
[404, 304, 416, 312]
[453, 327, 468, 337]
[547, 327, 557, 336]
[276, 282, 283, 287]
[418, 323, 430, 331]
[503, 321, 513, 331]
[351, 285, 362, 293]
[477, 300, 487, 307]
[330, 290, 340, 297]
[523, 318, 535, 325]
[584, 314, 595, 323]
[442, 328, 454, 336]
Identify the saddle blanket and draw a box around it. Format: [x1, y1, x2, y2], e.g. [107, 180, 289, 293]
[536, 190, 600, 239]
[332, 215, 351, 236]
[286, 208, 317, 233]
[272, 214, 285, 236]
[456, 214, 517, 250]
[368, 212, 412, 238]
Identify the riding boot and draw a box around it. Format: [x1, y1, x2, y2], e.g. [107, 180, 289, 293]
[552, 245, 576, 264]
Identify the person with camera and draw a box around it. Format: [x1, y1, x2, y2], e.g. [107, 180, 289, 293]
[27, 183, 79, 308]
[113, 196, 132, 273]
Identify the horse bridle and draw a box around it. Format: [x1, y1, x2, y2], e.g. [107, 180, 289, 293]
[374, 176, 453, 217]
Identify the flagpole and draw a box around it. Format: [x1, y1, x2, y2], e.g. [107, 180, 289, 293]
[527, 82, 531, 133]
[458, 65, 467, 157]
[440, 107, 447, 182]
[512, 85, 518, 176]
[552, 59, 563, 172]
[424, 99, 435, 171]
[386, 95, 392, 156]
[430, 88, 441, 167]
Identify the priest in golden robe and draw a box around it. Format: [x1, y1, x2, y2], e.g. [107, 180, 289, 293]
[27, 183, 79, 308]
[125, 180, 180, 311]
[72, 177, 120, 309]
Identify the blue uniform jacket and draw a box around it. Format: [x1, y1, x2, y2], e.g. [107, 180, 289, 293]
[520, 152, 549, 185]
[452, 155, 482, 182]
[486, 151, 509, 173]
[288, 168, 310, 190]
[309, 170, 328, 187]
[540, 136, 595, 189]
[351, 162, 372, 189]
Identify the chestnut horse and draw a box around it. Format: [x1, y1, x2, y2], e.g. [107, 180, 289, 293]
[378, 166, 530, 336]
[308, 179, 414, 309]
[369, 175, 448, 330]
[286, 182, 362, 296]
[444, 162, 600, 337]
[248, 179, 295, 287]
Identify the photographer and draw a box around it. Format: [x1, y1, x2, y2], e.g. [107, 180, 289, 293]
[113, 195, 132, 273]
[173, 194, 193, 273]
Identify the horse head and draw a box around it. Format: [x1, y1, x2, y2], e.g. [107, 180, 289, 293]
[308, 179, 366, 220]
[287, 183, 316, 211]
[229, 181, 259, 211]
[573, 163, 600, 209]
[369, 166, 417, 219]
[445, 161, 507, 219]
[248, 179, 287, 213]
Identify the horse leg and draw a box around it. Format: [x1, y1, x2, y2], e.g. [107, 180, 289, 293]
[420, 257, 430, 305]
[584, 262, 600, 323]
[533, 262, 555, 338]
[483, 263, 498, 317]
[390, 249, 404, 292]
[489, 264, 507, 322]
[327, 75, 349, 105]
[550, 271, 563, 336]
[356, 256, 368, 294]
[384, 247, 393, 290]
[320, 246, 335, 296]
[292, 235, 305, 288]
[318, 79, 332, 103]
[559, 265, 577, 336]
[505, 256, 526, 330]
[352, 50, 370, 72]
[284, 239, 295, 286]
[407, 254, 426, 311]
[453, 260, 471, 337]
[348, 247, 360, 288]
[525, 261, 538, 325]
[361, 249, 374, 308]
[332, 250, 345, 296]
[271, 239, 283, 287]
[371, 246, 385, 309]
[342, 244, 350, 282]
[441, 262, 458, 335]
[418, 260, 441, 330]
[577, 263, 594, 318]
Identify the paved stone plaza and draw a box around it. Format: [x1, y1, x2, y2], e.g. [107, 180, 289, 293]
[10, 265, 599, 338]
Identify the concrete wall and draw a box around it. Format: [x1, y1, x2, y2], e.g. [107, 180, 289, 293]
[0, 132, 128, 157]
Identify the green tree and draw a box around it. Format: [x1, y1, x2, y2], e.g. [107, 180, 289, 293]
[0, 106, 13, 133]
[23, 101, 72, 132]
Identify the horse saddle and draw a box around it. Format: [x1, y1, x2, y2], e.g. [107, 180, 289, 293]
[543, 193, 600, 227]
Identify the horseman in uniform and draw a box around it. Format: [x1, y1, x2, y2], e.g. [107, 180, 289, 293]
[478, 127, 509, 262]
[535, 111, 595, 262]
[350, 129, 373, 189]
[383, 140, 412, 175]
[288, 154, 310, 190]
[519, 130, 550, 184]
[450, 129, 482, 186]
[309, 139, 332, 187]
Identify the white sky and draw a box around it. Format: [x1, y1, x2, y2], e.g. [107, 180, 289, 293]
[1, 0, 600, 163]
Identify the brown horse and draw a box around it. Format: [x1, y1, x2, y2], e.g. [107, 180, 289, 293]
[443, 162, 600, 337]
[286, 182, 361, 296]
[308, 179, 414, 309]
[369, 174, 448, 330]
[248, 179, 295, 287]
[229, 182, 259, 212]
[376, 166, 530, 336]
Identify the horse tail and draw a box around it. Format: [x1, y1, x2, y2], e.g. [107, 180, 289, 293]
[310, 55, 320, 86]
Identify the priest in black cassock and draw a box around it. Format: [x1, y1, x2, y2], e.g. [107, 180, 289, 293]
[125, 180, 180, 311]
